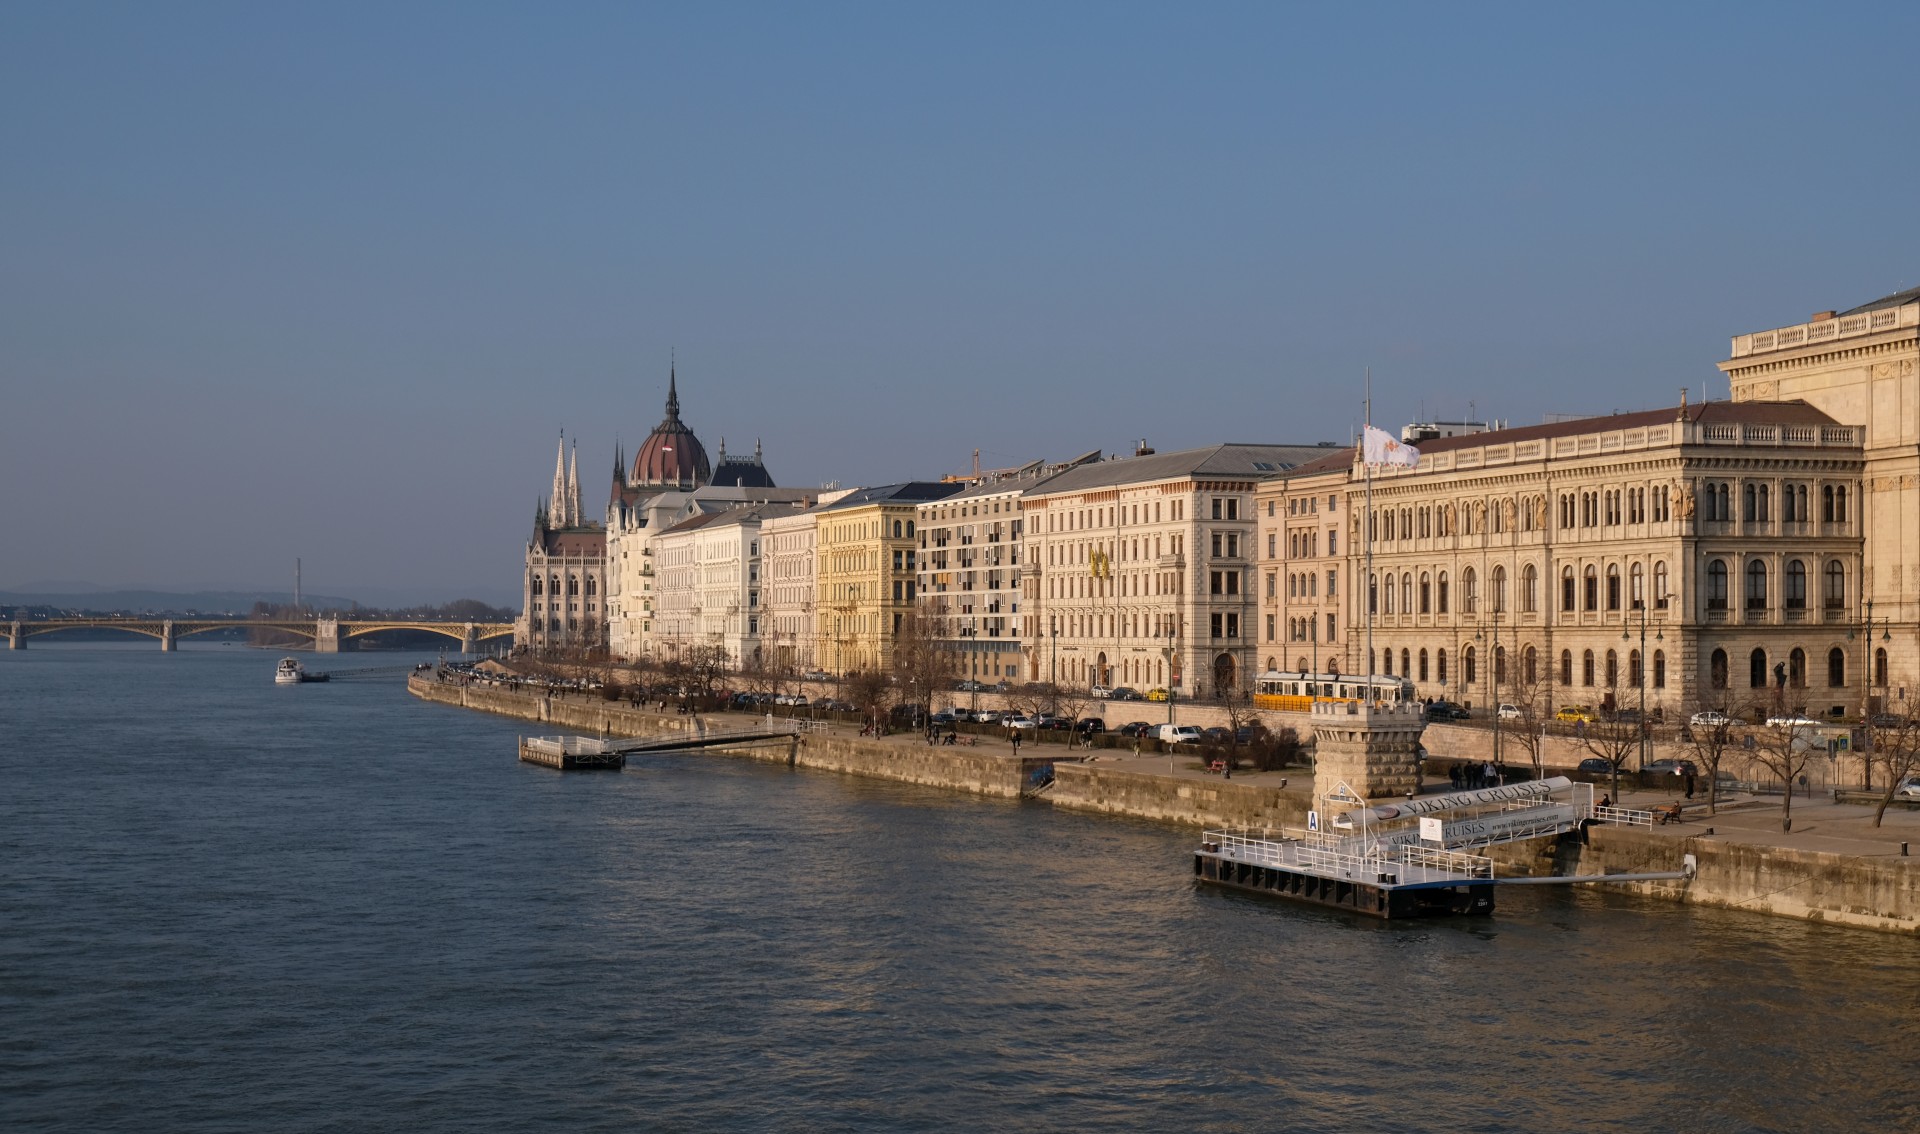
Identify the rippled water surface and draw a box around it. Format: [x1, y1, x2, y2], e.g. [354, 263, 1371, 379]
[3, 644, 1917, 1132]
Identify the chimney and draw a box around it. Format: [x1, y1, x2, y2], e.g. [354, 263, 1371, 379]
[1812, 311, 1836, 321]
[1134, 438, 1155, 457]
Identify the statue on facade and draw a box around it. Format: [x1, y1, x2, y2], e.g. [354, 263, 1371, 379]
[1679, 483, 1696, 519]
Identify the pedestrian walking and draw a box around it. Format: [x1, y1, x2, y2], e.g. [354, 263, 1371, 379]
[1011, 730, 1021, 753]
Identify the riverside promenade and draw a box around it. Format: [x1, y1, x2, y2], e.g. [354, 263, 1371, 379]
[408, 673, 1920, 934]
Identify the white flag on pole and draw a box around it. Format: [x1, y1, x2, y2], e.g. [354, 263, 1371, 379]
[1362, 425, 1420, 468]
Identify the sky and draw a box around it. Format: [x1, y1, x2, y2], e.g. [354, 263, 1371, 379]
[4, 2, 1918, 607]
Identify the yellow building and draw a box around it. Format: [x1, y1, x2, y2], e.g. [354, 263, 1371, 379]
[814, 483, 959, 674]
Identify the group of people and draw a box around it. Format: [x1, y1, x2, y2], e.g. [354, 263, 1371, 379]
[1449, 761, 1503, 790]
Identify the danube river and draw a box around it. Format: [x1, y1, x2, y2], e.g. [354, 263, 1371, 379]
[3, 644, 1916, 1132]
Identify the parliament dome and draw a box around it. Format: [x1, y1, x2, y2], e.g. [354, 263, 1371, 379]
[630, 369, 711, 489]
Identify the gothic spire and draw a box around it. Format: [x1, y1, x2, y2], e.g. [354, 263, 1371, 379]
[665, 362, 681, 421]
[550, 430, 567, 526]
[567, 440, 581, 527]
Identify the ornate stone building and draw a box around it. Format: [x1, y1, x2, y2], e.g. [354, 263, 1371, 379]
[1258, 402, 1867, 720]
[518, 434, 606, 652]
[1721, 285, 1920, 709]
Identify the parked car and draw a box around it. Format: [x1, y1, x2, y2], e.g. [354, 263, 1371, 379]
[1556, 705, 1599, 723]
[1766, 713, 1820, 728]
[1576, 757, 1614, 775]
[1200, 726, 1232, 745]
[1644, 759, 1699, 777]
[1497, 703, 1522, 720]
[1145, 687, 1171, 702]
[954, 679, 987, 692]
[1612, 708, 1644, 724]
[1158, 724, 1203, 745]
[1005, 716, 1039, 731]
[1077, 717, 1108, 735]
[1868, 713, 1908, 729]
[930, 711, 959, 726]
[1426, 701, 1470, 721]
[1894, 777, 1920, 800]
[971, 708, 1004, 723]
[1235, 726, 1265, 745]
[1690, 710, 1732, 728]
[1108, 687, 1144, 701]
[1117, 720, 1154, 737]
[1040, 715, 1075, 731]
[802, 670, 832, 682]
[1090, 685, 1113, 699]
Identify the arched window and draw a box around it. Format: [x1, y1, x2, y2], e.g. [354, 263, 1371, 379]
[1524, 645, 1537, 685]
[1382, 649, 1393, 675]
[1828, 647, 1846, 688]
[1743, 483, 1757, 523]
[1789, 648, 1807, 688]
[1437, 649, 1448, 685]
[1384, 574, 1395, 614]
[1836, 486, 1848, 522]
[1606, 564, 1621, 611]
[1875, 647, 1888, 687]
[1464, 645, 1477, 686]
[906, 521, 915, 537]
[1823, 484, 1835, 522]
[1628, 649, 1642, 687]
[1492, 565, 1507, 613]
[1462, 568, 1477, 614]
[1654, 649, 1667, 688]
[1583, 565, 1598, 611]
[1561, 566, 1576, 612]
[1369, 572, 1378, 615]
[1707, 560, 1728, 610]
[1401, 648, 1411, 678]
[1750, 647, 1768, 689]
[1630, 562, 1645, 609]
[531, 576, 543, 596]
[892, 520, 903, 538]
[1368, 650, 1376, 675]
[1420, 572, 1432, 614]
[1710, 648, 1728, 689]
[1745, 560, 1768, 611]
[1654, 561, 1670, 610]
[585, 577, 597, 596]
[1438, 572, 1450, 614]
[1785, 560, 1806, 610]
[1560, 649, 1573, 686]
[1402, 573, 1413, 615]
[1494, 645, 1506, 686]
[1824, 561, 1845, 610]
[567, 575, 579, 596]
[1605, 649, 1618, 688]
[1522, 564, 1538, 613]
[1582, 649, 1595, 686]
[1419, 648, 1430, 682]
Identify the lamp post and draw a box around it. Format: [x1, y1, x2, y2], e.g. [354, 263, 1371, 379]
[1622, 604, 1663, 776]
[1476, 611, 1504, 775]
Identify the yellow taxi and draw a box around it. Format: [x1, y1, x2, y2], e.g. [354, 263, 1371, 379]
[1555, 704, 1598, 723]
[1145, 687, 1170, 702]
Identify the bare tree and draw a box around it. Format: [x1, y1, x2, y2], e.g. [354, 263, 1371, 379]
[890, 611, 959, 732]
[843, 669, 892, 733]
[1749, 717, 1820, 832]
[1577, 716, 1642, 804]
[1681, 689, 1752, 816]
[1218, 688, 1262, 772]
[1867, 710, 1920, 828]
[681, 644, 732, 704]
[1504, 667, 1554, 779]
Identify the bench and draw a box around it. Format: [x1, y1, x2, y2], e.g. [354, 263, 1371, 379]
[1653, 802, 1688, 825]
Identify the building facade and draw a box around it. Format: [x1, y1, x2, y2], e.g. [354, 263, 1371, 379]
[1022, 443, 1333, 698]
[814, 483, 958, 674]
[518, 435, 607, 652]
[1279, 402, 1867, 720]
[1255, 452, 1352, 678]
[914, 473, 1036, 684]
[1722, 286, 1920, 710]
[762, 504, 823, 673]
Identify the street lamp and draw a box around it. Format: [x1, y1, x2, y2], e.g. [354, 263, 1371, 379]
[1623, 604, 1664, 775]
[1475, 611, 1504, 774]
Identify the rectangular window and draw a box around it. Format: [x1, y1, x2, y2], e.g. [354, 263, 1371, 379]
[1227, 499, 1239, 520]
[1265, 614, 1276, 641]
[1225, 613, 1239, 638]
[1210, 613, 1223, 638]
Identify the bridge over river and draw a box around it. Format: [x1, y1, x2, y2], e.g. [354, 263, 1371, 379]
[3, 616, 515, 653]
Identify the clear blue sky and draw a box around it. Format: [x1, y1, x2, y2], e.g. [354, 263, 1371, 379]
[3, 2, 1916, 606]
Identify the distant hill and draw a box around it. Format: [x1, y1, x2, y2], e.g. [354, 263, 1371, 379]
[0, 589, 360, 615]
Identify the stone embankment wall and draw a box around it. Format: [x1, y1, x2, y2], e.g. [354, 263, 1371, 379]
[1483, 825, 1919, 935]
[410, 677, 1044, 798]
[1049, 763, 1310, 830]
[412, 677, 1919, 934]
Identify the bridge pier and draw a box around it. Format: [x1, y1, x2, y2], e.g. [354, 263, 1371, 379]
[160, 620, 176, 652]
[461, 623, 478, 656]
[314, 617, 342, 653]
[8, 622, 23, 649]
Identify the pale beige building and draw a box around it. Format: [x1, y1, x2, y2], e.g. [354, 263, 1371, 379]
[814, 483, 959, 674]
[1256, 450, 1353, 678]
[915, 468, 1055, 685]
[1022, 443, 1332, 698]
[1722, 285, 1920, 709]
[1282, 403, 1867, 721]
[762, 504, 823, 673]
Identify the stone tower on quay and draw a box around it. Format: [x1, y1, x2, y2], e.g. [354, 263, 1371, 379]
[1310, 701, 1426, 806]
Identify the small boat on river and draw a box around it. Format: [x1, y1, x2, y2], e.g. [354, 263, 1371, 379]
[274, 657, 330, 684]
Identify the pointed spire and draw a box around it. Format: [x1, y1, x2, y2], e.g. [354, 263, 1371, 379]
[717, 435, 726, 461]
[665, 360, 681, 421]
[755, 437, 763, 461]
[567, 440, 581, 527]
[551, 430, 567, 528]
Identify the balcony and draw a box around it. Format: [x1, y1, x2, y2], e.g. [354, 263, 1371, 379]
[1158, 554, 1185, 569]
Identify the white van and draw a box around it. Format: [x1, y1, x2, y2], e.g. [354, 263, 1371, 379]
[1157, 724, 1202, 744]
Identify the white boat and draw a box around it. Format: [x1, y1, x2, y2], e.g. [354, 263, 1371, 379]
[275, 657, 329, 684]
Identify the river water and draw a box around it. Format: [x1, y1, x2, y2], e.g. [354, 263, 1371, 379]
[3, 643, 1915, 1132]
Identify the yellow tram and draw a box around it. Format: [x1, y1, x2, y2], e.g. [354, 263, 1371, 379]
[1252, 671, 1417, 713]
